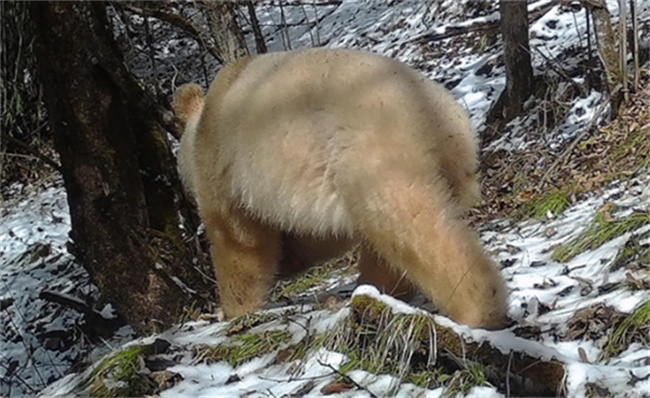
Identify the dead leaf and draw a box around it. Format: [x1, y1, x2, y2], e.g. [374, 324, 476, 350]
[323, 295, 346, 311]
[625, 272, 644, 289]
[562, 303, 625, 347]
[150, 370, 183, 391]
[274, 346, 296, 364]
[321, 380, 355, 395]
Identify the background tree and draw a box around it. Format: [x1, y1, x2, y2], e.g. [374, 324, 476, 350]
[499, 0, 534, 122]
[201, 1, 250, 63]
[583, 0, 629, 116]
[0, 2, 56, 197]
[30, 2, 213, 334]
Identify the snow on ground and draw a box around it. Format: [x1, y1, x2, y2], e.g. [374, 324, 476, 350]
[1, 180, 85, 396]
[0, 180, 134, 396]
[3, 0, 650, 396]
[40, 172, 650, 397]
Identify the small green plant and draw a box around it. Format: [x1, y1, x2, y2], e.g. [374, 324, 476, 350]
[444, 363, 489, 397]
[272, 251, 357, 299]
[472, 33, 494, 53]
[403, 369, 448, 389]
[324, 296, 437, 390]
[84, 345, 157, 398]
[553, 210, 650, 262]
[611, 128, 650, 165]
[179, 300, 204, 324]
[324, 295, 477, 395]
[274, 332, 329, 364]
[610, 230, 650, 271]
[601, 300, 650, 360]
[321, 295, 562, 396]
[226, 313, 279, 335]
[194, 329, 291, 367]
[516, 188, 572, 220]
[585, 382, 612, 398]
[323, 295, 495, 395]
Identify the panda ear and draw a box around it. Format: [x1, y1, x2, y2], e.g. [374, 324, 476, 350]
[173, 83, 204, 130]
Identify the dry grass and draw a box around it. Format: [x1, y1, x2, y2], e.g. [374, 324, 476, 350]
[552, 210, 650, 262]
[479, 74, 650, 221]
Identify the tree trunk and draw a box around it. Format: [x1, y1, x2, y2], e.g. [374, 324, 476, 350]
[201, 1, 249, 64]
[629, 0, 640, 91]
[584, 0, 623, 116]
[618, 0, 628, 101]
[500, 0, 534, 121]
[588, 0, 621, 84]
[30, 2, 212, 334]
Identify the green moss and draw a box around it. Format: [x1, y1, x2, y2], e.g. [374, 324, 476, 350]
[553, 211, 650, 262]
[516, 188, 572, 220]
[601, 300, 650, 360]
[194, 329, 291, 367]
[84, 345, 157, 398]
[349, 294, 390, 321]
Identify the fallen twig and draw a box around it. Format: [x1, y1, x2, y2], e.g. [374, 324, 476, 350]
[317, 359, 378, 398]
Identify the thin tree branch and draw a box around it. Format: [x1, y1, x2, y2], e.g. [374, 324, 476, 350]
[247, 1, 267, 54]
[317, 360, 379, 398]
[113, 3, 223, 64]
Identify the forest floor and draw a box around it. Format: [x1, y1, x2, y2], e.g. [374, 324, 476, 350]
[2, 0, 650, 397]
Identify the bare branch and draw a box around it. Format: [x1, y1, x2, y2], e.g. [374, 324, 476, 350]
[113, 3, 223, 64]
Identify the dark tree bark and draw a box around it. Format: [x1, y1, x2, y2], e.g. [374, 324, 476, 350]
[30, 2, 212, 334]
[500, 0, 534, 121]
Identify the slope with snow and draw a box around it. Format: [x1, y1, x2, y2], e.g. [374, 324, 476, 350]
[2, 0, 650, 396]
